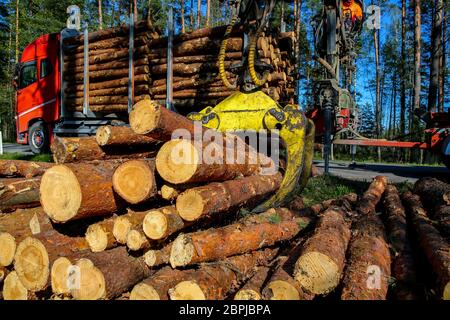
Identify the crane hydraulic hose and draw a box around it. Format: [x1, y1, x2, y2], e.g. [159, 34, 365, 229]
[248, 31, 269, 87]
[219, 14, 239, 90]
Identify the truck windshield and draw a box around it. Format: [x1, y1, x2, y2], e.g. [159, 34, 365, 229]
[19, 61, 37, 89]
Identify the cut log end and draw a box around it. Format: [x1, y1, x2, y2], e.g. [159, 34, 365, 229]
[85, 224, 109, 252]
[40, 165, 82, 222]
[168, 281, 206, 300]
[234, 289, 262, 300]
[70, 259, 106, 300]
[113, 216, 132, 244]
[126, 230, 149, 251]
[130, 283, 160, 300]
[160, 185, 180, 201]
[170, 234, 195, 268]
[143, 210, 168, 240]
[0, 232, 16, 267]
[14, 237, 49, 291]
[156, 139, 200, 184]
[95, 125, 112, 146]
[112, 160, 156, 204]
[3, 271, 29, 300]
[129, 99, 161, 134]
[294, 251, 340, 295]
[265, 280, 301, 300]
[444, 282, 450, 300]
[51, 257, 72, 295]
[176, 189, 205, 221]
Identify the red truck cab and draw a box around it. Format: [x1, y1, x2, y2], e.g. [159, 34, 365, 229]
[15, 33, 60, 153]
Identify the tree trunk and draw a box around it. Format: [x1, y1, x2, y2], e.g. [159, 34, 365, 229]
[14, 0, 19, 63]
[413, 0, 422, 112]
[142, 206, 189, 240]
[0, 177, 41, 212]
[402, 192, 449, 300]
[294, 207, 351, 295]
[341, 214, 391, 300]
[169, 208, 310, 267]
[355, 175, 388, 215]
[112, 209, 149, 244]
[69, 246, 154, 300]
[428, 0, 444, 112]
[133, 0, 138, 21]
[0, 160, 53, 178]
[175, 173, 282, 221]
[400, 0, 407, 140]
[13, 230, 90, 292]
[383, 185, 419, 300]
[112, 159, 157, 205]
[143, 244, 172, 267]
[206, 0, 211, 27]
[95, 125, 160, 148]
[98, 0, 103, 30]
[155, 139, 263, 185]
[0, 207, 53, 266]
[234, 267, 270, 300]
[40, 161, 126, 223]
[181, 0, 185, 33]
[413, 177, 450, 235]
[126, 229, 152, 251]
[168, 248, 279, 300]
[85, 216, 117, 252]
[374, 27, 382, 161]
[438, 6, 446, 112]
[51, 136, 155, 163]
[197, 0, 201, 29]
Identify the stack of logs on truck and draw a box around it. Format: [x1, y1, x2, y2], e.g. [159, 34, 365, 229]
[63, 20, 297, 114]
[0, 100, 449, 300]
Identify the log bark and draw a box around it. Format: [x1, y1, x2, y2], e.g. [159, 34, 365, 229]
[149, 37, 242, 57]
[168, 248, 279, 300]
[340, 214, 391, 300]
[67, 35, 148, 54]
[402, 191, 449, 300]
[67, 84, 149, 98]
[0, 207, 53, 266]
[13, 230, 89, 291]
[413, 177, 450, 235]
[149, 52, 242, 65]
[96, 125, 160, 148]
[51, 136, 155, 163]
[129, 99, 206, 140]
[112, 209, 149, 244]
[383, 185, 419, 300]
[65, 74, 150, 92]
[112, 159, 157, 204]
[176, 173, 282, 221]
[69, 246, 153, 300]
[142, 206, 190, 240]
[40, 161, 125, 223]
[355, 176, 388, 215]
[65, 57, 148, 74]
[85, 216, 117, 252]
[66, 94, 150, 106]
[294, 207, 352, 295]
[169, 208, 310, 267]
[0, 177, 41, 212]
[0, 160, 53, 178]
[234, 267, 271, 300]
[64, 65, 149, 82]
[153, 91, 235, 99]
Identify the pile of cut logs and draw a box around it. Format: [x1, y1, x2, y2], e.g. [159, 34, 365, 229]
[0, 100, 449, 300]
[63, 21, 297, 114]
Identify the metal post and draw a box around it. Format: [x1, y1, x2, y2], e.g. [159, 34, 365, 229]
[128, 13, 135, 113]
[166, 5, 174, 111]
[60, 31, 66, 118]
[83, 23, 90, 115]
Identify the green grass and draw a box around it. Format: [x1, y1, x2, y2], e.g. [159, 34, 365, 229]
[301, 174, 413, 207]
[0, 153, 53, 162]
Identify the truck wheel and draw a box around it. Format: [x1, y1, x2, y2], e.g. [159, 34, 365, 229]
[28, 121, 49, 154]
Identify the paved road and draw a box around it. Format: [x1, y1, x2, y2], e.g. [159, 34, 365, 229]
[1, 143, 33, 155]
[314, 160, 450, 183]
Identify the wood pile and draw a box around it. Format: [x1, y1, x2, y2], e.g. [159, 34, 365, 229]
[1, 102, 449, 300]
[62, 21, 297, 114]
